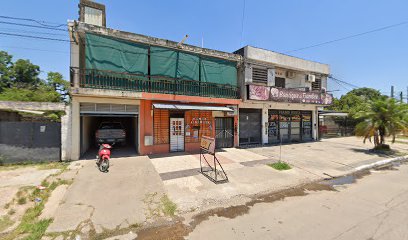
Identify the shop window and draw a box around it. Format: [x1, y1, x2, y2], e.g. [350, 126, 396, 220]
[185, 111, 213, 143]
[275, 77, 286, 88]
[153, 109, 169, 144]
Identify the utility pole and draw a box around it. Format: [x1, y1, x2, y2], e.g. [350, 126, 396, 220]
[391, 86, 394, 98]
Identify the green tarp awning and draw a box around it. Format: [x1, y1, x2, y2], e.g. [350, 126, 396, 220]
[85, 33, 148, 75]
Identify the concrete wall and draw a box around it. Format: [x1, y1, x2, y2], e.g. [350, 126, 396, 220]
[81, 116, 92, 155]
[0, 101, 65, 111]
[61, 105, 72, 161]
[244, 46, 330, 75]
[0, 144, 60, 164]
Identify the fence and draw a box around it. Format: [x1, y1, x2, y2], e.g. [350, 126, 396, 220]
[0, 121, 61, 163]
[74, 68, 240, 99]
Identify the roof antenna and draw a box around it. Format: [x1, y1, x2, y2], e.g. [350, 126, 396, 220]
[177, 34, 189, 48]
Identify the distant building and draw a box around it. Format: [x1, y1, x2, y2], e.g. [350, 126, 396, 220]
[235, 46, 333, 146]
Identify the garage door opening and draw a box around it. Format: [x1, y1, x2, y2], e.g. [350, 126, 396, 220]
[79, 103, 139, 159]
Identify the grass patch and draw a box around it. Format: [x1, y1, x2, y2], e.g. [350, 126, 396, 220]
[17, 197, 27, 205]
[2, 178, 73, 240]
[267, 161, 291, 171]
[160, 195, 177, 217]
[0, 216, 14, 232]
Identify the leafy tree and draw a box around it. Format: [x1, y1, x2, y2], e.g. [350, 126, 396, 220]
[354, 98, 408, 150]
[47, 72, 70, 102]
[12, 59, 41, 88]
[0, 51, 13, 90]
[329, 88, 385, 116]
[0, 87, 61, 102]
[0, 50, 69, 103]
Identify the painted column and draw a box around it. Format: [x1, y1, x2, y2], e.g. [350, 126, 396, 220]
[262, 103, 269, 145]
[312, 108, 318, 140]
[71, 99, 81, 160]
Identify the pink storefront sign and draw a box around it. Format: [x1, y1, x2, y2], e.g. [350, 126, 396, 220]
[248, 85, 333, 105]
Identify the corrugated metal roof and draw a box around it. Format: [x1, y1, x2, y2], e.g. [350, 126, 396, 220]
[153, 104, 233, 112]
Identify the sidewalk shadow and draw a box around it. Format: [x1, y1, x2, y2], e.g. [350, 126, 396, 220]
[351, 148, 401, 157]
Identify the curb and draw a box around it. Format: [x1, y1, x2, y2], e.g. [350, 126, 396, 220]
[354, 155, 408, 172]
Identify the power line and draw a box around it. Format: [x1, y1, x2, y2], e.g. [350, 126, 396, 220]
[328, 75, 360, 89]
[0, 21, 67, 32]
[285, 20, 408, 53]
[0, 15, 65, 28]
[331, 78, 352, 92]
[0, 32, 71, 42]
[0, 27, 68, 37]
[0, 45, 69, 54]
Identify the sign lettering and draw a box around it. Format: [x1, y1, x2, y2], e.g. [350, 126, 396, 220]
[248, 85, 333, 105]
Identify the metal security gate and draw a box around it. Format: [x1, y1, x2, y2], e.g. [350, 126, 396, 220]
[239, 109, 262, 145]
[170, 118, 184, 152]
[215, 117, 234, 148]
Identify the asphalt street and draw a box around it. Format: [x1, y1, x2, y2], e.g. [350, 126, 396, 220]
[187, 163, 408, 240]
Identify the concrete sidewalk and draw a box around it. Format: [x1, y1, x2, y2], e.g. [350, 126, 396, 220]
[150, 137, 408, 213]
[44, 137, 407, 239]
[47, 156, 166, 235]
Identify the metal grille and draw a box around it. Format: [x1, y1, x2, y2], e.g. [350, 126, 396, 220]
[312, 78, 321, 91]
[215, 117, 234, 148]
[80, 103, 139, 114]
[75, 68, 240, 99]
[252, 67, 268, 83]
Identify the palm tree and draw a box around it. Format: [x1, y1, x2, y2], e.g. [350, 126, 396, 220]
[354, 98, 408, 150]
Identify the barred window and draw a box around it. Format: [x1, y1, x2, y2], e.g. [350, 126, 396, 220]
[153, 109, 169, 144]
[312, 78, 321, 91]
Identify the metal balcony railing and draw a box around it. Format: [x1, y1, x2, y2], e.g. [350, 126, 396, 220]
[72, 68, 240, 99]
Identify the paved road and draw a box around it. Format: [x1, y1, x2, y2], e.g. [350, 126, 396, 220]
[187, 164, 408, 240]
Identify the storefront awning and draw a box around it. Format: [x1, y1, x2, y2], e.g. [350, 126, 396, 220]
[153, 103, 234, 112]
[319, 112, 348, 117]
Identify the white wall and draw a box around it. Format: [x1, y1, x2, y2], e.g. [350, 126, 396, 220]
[61, 105, 72, 161]
[245, 46, 330, 75]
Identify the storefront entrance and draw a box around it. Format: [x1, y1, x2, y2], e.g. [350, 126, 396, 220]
[170, 117, 184, 152]
[239, 108, 262, 145]
[215, 117, 234, 149]
[268, 110, 312, 143]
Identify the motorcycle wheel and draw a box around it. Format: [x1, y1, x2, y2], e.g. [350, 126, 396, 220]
[99, 159, 109, 172]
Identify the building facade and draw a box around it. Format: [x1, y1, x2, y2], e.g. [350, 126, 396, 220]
[235, 46, 333, 146]
[68, 1, 241, 160]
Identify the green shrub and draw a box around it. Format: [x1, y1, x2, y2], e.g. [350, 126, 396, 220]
[267, 162, 291, 171]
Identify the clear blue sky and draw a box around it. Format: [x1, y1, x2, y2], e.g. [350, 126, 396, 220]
[1, 0, 407, 98]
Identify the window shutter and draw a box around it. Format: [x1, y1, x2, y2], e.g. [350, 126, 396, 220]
[252, 67, 268, 83]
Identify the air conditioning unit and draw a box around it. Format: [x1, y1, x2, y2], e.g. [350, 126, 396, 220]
[321, 87, 327, 93]
[286, 71, 296, 78]
[306, 74, 316, 83]
[305, 87, 311, 92]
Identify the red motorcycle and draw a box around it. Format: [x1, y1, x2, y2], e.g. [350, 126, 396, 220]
[96, 143, 112, 172]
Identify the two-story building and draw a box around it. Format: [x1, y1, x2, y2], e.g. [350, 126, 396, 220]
[235, 46, 333, 146]
[68, 0, 241, 160]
